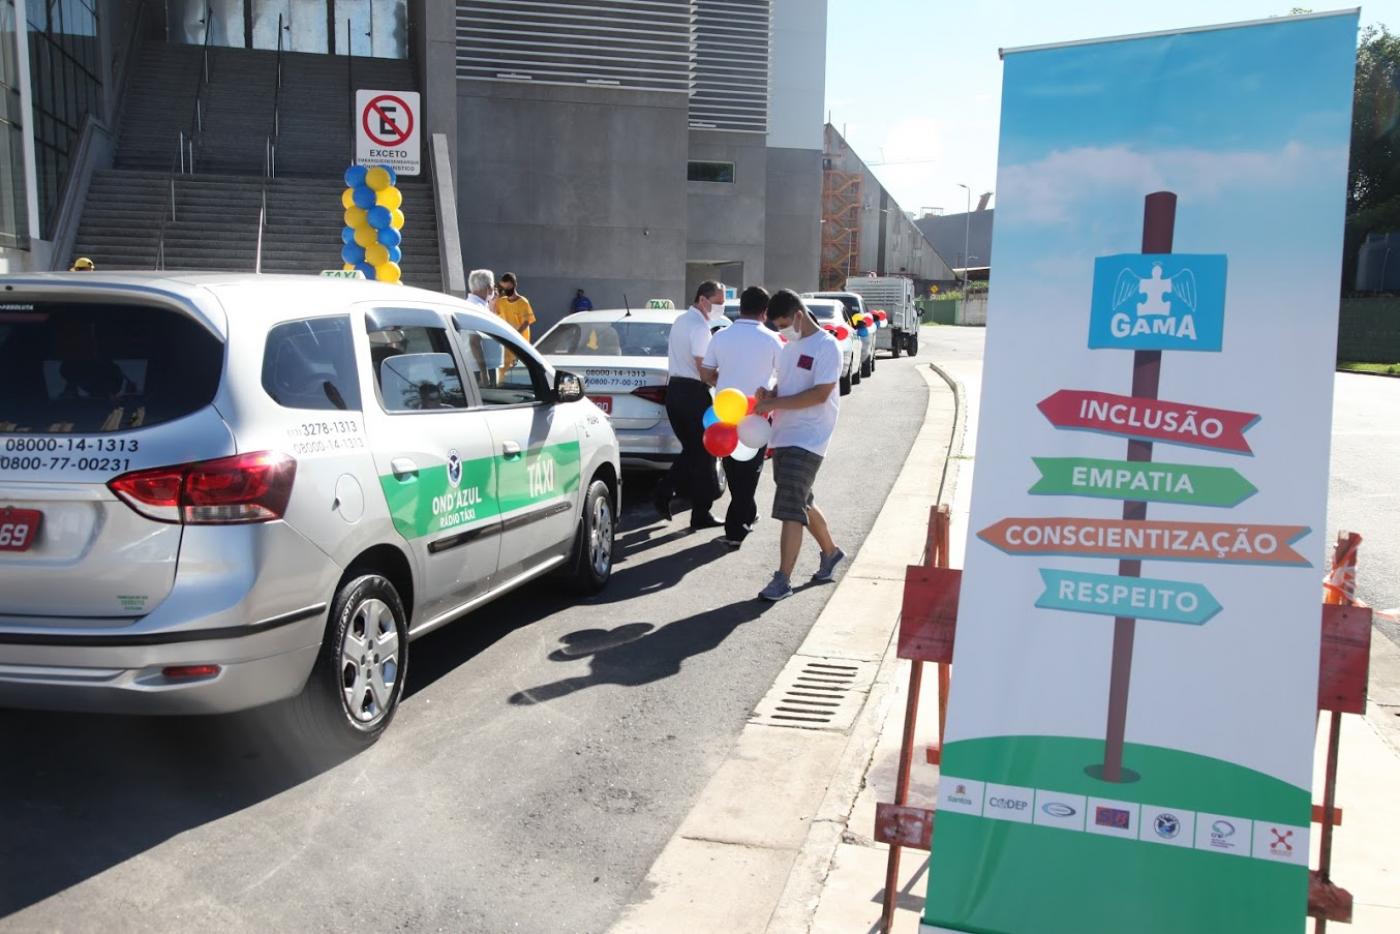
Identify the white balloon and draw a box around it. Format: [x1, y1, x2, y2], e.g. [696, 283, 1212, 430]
[730, 442, 759, 462]
[737, 413, 772, 449]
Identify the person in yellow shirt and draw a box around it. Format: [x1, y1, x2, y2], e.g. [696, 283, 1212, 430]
[495, 271, 536, 381]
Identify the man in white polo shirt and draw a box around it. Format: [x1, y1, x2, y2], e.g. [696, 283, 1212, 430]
[753, 289, 846, 601]
[654, 280, 726, 530]
[701, 286, 783, 547]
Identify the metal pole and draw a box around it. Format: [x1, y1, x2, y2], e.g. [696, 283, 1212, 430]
[1101, 191, 1174, 781]
[957, 183, 970, 290]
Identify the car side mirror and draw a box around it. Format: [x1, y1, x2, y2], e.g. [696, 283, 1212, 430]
[554, 370, 584, 403]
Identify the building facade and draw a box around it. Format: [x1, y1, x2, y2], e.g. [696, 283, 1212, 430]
[0, 0, 826, 332]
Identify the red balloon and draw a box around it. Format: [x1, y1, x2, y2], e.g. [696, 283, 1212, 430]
[703, 422, 739, 457]
[834, 326, 850, 341]
[746, 396, 757, 415]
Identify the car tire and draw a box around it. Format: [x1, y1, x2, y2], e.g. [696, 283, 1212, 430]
[562, 478, 615, 594]
[852, 363, 862, 385]
[891, 330, 903, 359]
[840, 369, 852, 396]
[861, 356, 872, 378]
[908, 333, 920, 356]
[283, 574, 409, 753]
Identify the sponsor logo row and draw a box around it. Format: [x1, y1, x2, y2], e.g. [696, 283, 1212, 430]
[940, 776, 1307, 867]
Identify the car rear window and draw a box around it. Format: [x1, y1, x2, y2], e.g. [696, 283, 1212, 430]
[262, 316, 361, 411]
[537, 321, 673, 357]
[0, 301, 223, 433]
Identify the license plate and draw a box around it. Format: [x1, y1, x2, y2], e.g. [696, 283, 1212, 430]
[590, 396, 613, 415]
[0, 507, 42, 552]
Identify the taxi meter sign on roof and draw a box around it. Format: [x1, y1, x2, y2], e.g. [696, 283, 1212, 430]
[355, 89, 420, 176]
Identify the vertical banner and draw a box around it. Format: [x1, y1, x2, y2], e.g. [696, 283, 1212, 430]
[924, 13, 1358, 934]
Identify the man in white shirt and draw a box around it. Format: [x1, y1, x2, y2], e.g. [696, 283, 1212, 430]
[701, 286, 782, 547]
[464, 268, 503, 388]
[753, 289, 847, 601]
[655, 280, 726, 530]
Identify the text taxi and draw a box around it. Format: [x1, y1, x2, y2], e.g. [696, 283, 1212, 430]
[0, 272, 619, 748]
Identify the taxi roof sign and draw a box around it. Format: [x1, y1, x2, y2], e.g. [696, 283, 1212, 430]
[646, 298, 675, 309]
[321, 269, 366, 279]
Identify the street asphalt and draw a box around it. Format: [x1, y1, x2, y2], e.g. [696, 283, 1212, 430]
[0, 351, 931, 933]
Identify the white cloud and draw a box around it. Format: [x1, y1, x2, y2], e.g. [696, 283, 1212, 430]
[998, 141, 1346, 225]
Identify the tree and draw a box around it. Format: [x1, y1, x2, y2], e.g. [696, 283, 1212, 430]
[1344, 25, 1400, 290]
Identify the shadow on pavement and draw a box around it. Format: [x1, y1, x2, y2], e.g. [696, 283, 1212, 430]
[508, 597, 774, 705]
[0, 703, 353, 918]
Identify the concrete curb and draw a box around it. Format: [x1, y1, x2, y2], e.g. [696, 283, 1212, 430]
[608, 363, 966, 934]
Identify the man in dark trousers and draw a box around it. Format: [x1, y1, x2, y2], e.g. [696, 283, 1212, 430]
[702, 286, 782, 547]
[654, 280, 726, 530]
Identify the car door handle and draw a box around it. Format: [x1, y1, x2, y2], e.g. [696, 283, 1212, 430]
[391, 457, 418, 479]
[502, 442, 523, 459]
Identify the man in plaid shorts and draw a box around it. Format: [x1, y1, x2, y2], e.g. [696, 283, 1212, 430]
[753, 289, 846, 601]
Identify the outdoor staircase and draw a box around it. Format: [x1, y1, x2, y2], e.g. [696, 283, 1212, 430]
[76, 42, 442, 288]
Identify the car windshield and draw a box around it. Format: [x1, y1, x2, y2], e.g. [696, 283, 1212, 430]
[807, 302, 841, 321]
[536, 320, 674, 357]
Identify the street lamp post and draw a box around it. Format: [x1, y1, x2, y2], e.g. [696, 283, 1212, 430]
[956, 183, 971, 292]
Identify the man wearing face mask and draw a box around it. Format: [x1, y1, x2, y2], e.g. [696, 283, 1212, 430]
[753, 289, 846, 601]
[654, 280, 726, 529]
[494, 271, 535, 381]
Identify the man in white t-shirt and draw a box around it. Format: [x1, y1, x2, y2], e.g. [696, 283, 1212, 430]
[701, 285, 782, 547]
[654, 280, 726, 529]
[753, 289, 846, 601]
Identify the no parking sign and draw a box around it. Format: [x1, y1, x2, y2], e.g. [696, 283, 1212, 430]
[355, 89, 420, 176]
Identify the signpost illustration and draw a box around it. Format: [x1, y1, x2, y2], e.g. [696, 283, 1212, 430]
[923, 12, 1359, 934]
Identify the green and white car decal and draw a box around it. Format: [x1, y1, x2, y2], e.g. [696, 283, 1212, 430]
[379, 441, 581, 540]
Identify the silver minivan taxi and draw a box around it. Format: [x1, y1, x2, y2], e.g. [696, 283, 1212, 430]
[0, 272, 620, 748]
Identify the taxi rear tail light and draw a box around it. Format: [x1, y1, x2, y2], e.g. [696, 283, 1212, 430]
[109, 452, 296, 524]
[631, 386, 668, 406]
[162, 664, 221, 680]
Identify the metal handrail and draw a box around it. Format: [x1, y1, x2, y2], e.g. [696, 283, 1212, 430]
[267, 13, 285, 178]
[255, 183, 267, 274]
[346, 18, 354, 166]
[181, 3, 214, 174]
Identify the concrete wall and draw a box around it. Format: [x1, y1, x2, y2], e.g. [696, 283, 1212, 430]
[456, 81, 689, 332]
[687, 129, 767, 293]
[916, 209, 995, 271]
[763, 146, 821, 291]
[411, 0, 458, 184]
[768, 0, 825, 152]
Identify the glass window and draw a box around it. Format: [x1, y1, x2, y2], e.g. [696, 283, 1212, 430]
[25, 0, 101, 238]
[367, 324, 467, 412]
[262, 316, 361, 411]
[687, 160, 735, 183]
[455, 324, 547, 406]
[0, 301, 223, 433]
[536, 320, 673, 357]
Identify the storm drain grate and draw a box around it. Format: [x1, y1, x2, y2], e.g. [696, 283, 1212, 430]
[750, 656, 877, 732]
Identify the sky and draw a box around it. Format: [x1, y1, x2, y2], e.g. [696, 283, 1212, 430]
[823, 1, 1400, 220]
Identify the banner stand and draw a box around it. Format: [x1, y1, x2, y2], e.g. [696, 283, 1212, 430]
[874, 515, 1373, 933]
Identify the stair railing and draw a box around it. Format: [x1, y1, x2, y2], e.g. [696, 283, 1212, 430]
[267, 13, 285, 179]
[255, 183, 267, 274]
[183, 2, 214, 174]
[346, 18, 354, 166]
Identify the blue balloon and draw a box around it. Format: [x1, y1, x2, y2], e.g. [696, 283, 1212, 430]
[352, 185, 377, 209]
[341, 243, 366, 265]
[380, 164, 398, 186]
[340, 226, 355, 245]
[387, 245, 402, 264]
[702, 407, 719, 428]
[356, 261, 377, 280]
[377, 226, 402, 248]
[344, 164, 368, 188]
[366, 206, 392, 230]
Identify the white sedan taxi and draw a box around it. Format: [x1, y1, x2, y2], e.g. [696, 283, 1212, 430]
[533, 305, 729, 469]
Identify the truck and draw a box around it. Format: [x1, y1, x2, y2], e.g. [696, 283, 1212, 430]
[843, 276, 920, 357]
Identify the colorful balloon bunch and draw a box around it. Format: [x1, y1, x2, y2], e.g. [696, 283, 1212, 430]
[701, 387, 773, 461]
[340, 164, 405, 283]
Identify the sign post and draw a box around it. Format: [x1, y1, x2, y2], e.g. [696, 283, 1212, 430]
[922, 12, 1359, 934]
[355, 89, 420, 176]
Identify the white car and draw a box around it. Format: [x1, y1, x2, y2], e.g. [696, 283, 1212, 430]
[0, 271, 620, 748]
[722, 299, 855, 395]
[534, 307, 730, 470]
[806, 290, 876, 380]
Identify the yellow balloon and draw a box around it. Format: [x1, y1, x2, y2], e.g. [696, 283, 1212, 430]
[714, 387, 748, 426]
[375, 186, 402, 210]
[365, 243, 389, 266]
[354, 226, 378, 248]
[340, 188, 356, 210]
[375, 261, 402, 284]
[342, 262, 356, 271]
[389, 208, 405, 231]
[365, 166, 391, 191]
[344, 207, 367, 229]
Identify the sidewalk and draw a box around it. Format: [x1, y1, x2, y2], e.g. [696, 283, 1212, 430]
[610, 355, 1400, 933]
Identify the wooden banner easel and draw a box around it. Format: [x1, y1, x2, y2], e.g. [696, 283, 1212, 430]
[873, 512, 1372, 933]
